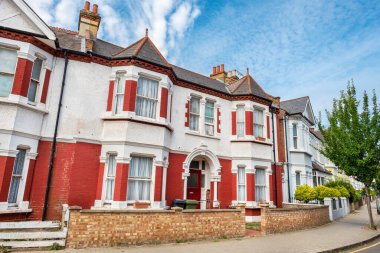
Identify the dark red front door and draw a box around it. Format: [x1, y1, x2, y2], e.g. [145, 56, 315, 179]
[187, 169, 201, 207]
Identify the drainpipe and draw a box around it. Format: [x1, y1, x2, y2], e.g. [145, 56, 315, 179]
[42, 50, 69, 221]
[271, 110, 277, 206]
[284, 114, 291, 202]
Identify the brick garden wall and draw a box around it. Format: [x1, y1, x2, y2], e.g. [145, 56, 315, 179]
[261, 203, 329, 234]
[66, 207, 245, 248]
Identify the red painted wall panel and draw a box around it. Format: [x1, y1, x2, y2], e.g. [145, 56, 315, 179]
[40, 69, 51, 104]
[113, 163, 129, 201]
[123, 80, 137, 112]
[267, 115, 270, 139]
[11, 58, 33, 97]
[184, 101, 190, 127]
[247, 173, 255, 201]
[160, 88, 168, 119]
[217, 108, 221, 133]
[231, 111, 236, 135]
[166, 153, 186, 205]
[106, 80, 114, 111]
[95, 163, 105, 200]
[154, 166, 163, 201]
[217, 158, 233, 208]
[0, 156, 15, 202]
[23, 159, 36, 201]
[245, 111, 253, 135]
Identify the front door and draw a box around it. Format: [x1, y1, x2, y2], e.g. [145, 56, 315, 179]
[187, 169, 201, 208]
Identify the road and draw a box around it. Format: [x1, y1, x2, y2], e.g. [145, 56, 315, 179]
[343, 236, 380, 253]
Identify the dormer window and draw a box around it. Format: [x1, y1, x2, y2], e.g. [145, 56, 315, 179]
[253, 108, 264, 137]
[189, 96, 200, 131]
[205, 100, 214, 136]
[135, 77, 159, 119]
[27, 57, 43, 102]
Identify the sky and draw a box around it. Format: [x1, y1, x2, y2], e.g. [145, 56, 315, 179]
[25, 0, 380, 119]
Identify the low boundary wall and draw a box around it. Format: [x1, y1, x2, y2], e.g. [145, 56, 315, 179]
[261, 203, 330, 234]
[66, 207, 245, 248]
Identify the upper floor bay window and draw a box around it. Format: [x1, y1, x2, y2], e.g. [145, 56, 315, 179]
[292, 123, 298, 149]
[0, 47, 17, 97]
[295, 171, 301, 186]
[113, 75, 124, 114]
[237, 166, 246, 201]
[254, 109, 264, 137]
[127, 156, 153, 201]
[104, 154, 116, 201]
[255, 168, 266, 202]
[135, 77, 158, 118]
[189, 96, 200, 131]
[313, 171, 317, 187]
[8, 148, 26, 204]
[27, 58, 43, 102]
[236, 106, 245, 137]
[205, 101, 214, 136]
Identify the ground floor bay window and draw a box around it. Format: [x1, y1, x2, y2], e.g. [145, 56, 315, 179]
[255, 168, 266, 203]
[127, 156, 153, 202]
[8, 149, 27, 205]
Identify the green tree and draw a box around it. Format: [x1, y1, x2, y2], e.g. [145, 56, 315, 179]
[319, 81, 380, 229]
[295, 185, 317, 203]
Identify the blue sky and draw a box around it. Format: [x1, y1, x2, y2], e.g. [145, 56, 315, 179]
[27, 0, 380, 118]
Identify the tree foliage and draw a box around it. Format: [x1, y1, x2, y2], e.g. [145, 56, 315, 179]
[325, 179, 356, 202]
[315, 185, 341, 201]
[295, 185, 317, 203]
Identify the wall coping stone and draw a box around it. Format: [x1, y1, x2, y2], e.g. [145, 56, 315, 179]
[267, 205, 328, 212]
[78, 208, 241, 214]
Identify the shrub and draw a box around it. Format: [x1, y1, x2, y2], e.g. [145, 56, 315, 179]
[295, 185, 317, 203]
[334, 186, 350, 198]
[315, 185, 341, 200]
[325, 179, 356, 202]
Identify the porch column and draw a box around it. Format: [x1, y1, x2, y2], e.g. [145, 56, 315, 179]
[182, 168, 190, 199]
[161, 163, 168, 206]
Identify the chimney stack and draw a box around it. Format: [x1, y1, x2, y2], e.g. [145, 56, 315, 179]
[212, 66, 216, 74]
[216, 65, 220, 73]
[78, 1, 101, 52]
[221, 64, 224, 72]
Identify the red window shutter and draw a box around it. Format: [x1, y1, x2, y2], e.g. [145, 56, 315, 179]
[123, 80, 137, 112]
[40, 69, 51, 104]
[113, 163, 129, 201]
[106, 80, 114, 111]
[154, 166, 163, 201]
[267, 115, 271, 139]
[160, 87, 168, 119]
[185, 100, 190, 127]
[245, 111, 253, 135]
[247, 173, 255, 201]
[217, 108, 221, 133]
[231, 111, 236, 135]
[12, 58, 33, 97]
[95, 163, 105, 200]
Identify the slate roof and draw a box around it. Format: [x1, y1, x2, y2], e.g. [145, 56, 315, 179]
[312, 130, 324, 141]
[227, 73, 270, 100]
[280, 96, 309, 115]
[312, 161, 332, 175]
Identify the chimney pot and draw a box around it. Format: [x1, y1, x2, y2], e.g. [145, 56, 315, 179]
[92, 4, 98, 14]
[221, 64, 225, 72]
[84, 1, 90, 11]
[216, 65, 220, 73]
[212, 66, 216, 74]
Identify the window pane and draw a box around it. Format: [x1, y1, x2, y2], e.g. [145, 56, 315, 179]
[135, 77, 158, 118]
[237, 107, 245, 137]
[296, 172, 301, 185]
[105, 179, 114, 200]
[31, 58, 43, 80]
[188, 173, 198, 188]
[237, 167, 245, 201]
[0, 48, 17, 73]
[189, 114, 199, 131]
[190, 97, 200, 114]
[254, 109, 263, 124]
[190, 161, 199, 169]
[107, 155, 116, 176]
[205, 101, 214, 121]
[255, 168, 266, 202]
[27, 80, 38, 102]
[0, 75, 14, 97]
[293, 124, 297, 136]
[8, 149, 26, 204]
[127, 156, 153, 201]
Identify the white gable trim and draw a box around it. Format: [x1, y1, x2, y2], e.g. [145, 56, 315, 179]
[304, 99, 316, 125]
[12, 0, 56, 40]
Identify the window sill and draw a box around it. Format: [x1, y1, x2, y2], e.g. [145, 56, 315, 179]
[231, 137, 272, 146]
[185, 131, 220, 140]
[0, 96, 48, 114]
[102, 115, 173, 131]
[0, 208, 32, 214]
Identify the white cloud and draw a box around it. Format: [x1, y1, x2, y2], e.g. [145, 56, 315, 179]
[25, 0, 201, 58]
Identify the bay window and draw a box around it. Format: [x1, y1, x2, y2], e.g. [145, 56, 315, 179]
[27, 58, 43, 102]
[135, 77, 158, 118]
[104, 154, 116, 201]
[255, 168, 266, 202]
[113, 75, 124, 114]
[254, 109, 264, 137]
[237, 166, 246, 201]
[205, 101, 214, 136]
[236, 106, 245, 137]
[189, 97, 200, 131]
[127, 156, 153, 201]
[8, 148, 26, 204]
[295, 171, 301, 186]
[0, 47, 17, 97]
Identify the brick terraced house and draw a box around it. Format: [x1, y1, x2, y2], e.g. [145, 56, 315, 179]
[1, 0, 359, 225]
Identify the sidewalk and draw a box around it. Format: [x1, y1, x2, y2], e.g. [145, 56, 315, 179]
[41, 203, 380, 253]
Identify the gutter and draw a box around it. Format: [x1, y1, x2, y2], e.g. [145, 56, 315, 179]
[42, 50, 69, 221]
[284, 114, 292, 202]
[271, 110, 278, 206]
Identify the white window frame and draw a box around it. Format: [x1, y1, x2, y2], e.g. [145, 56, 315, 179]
[236, 106, 245, 137]
[295, 171, 301, 186]
[127, 156, 153, 202]
[293, 123, 298, 149]
[237, 166, 246, 202]
[255, 168, 266, 202]
[27, 57, 44, 103]
[254, 108, 264, 138]
[113, 74, 124, 115]
[103, 154, 117, 203]
[189, 96, 200, 131]
[204, 100, 215, 136]
[0, 47, 18, 97]
[135, 77, 159, 119]
[8, 148, 27, 206]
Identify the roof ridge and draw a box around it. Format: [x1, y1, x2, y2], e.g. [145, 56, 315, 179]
[112, 37, 145, 57]
[50, 26, 77, 35]
[281, 96, 309, 103]
[231, 76, 247, 93]
[247, 74, 252, 93]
